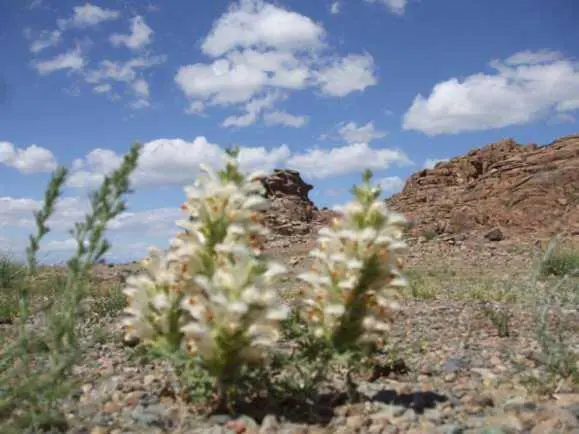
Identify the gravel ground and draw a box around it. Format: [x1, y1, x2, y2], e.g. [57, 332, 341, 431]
[2, 235, 578, 433]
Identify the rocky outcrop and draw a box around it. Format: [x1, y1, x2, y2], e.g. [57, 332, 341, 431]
[386, 135, 579, 240]
[257, 169, 338, 235]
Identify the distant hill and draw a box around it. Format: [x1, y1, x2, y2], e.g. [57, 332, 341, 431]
[385, 134, 579, 240]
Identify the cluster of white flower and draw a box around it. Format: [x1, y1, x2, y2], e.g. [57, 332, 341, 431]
[297, 170, 408, 349]
[122, 152, 289, 373]
[122, 155, 408, 389]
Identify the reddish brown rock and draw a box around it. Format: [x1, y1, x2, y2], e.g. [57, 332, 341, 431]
[257, 169, 339, 235]
[386, 134, 579, 240]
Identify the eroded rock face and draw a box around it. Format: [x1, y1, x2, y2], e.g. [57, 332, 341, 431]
[386, 135, 579, 239]
[257, 169, 338, 235]
[259, 169, 314, 203]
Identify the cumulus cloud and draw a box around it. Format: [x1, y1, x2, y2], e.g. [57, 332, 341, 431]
[403, 50, 579, 135]
[222, 91, 282, 127]
[110, 16, 154, 50]
[263, 111, 308, 127]
[67, 137, 291, 189]
[0, 194, 182, 247]
[374, 176, 404, 193]
[315, 54, 377, 97]
[0, 196, 87, 231]
[57, 4, 120, 30]
[29, 30, 62, 53]
[504, 49, 563, 66]
[65, 135, 411, 188]
[0, 142, 57, 173]
[175, 0, 377, 127]
[84, 55, 165, 107]
[365, 0, 408, 15]
[29, 4, 160, 109]
[33, 47, 85, 74]
[107, 207, 184, 233]
[200, 0, 326, 57]
[93, 83, 112, 94]
[287, 142, 413, 179]
[330, 2, 341, 14]
[338, 121, 387, 143]
[0, 197, 39, 228]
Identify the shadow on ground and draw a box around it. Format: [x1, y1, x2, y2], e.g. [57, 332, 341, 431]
[215, 388, 449, 426]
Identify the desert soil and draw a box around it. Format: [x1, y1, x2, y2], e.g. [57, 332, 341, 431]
[3, 232, 577, 434]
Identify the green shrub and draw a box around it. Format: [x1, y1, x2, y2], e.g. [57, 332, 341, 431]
[540, 249, 579, 277]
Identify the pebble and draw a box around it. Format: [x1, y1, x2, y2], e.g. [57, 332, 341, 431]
[346, 414, 364, 429]
[437, 424, 465, 433]
[259, 415, 279, 433]
[102, 401, 122, 414]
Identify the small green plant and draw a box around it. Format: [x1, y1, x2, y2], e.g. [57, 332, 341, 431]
[91, 283, 127, 318]
[0, 255, 26, 323]
[539, 248, 579, 277]
[0, 255, 25, 290]
[481, 304, 512, 338]
[420, 227, 437, 241]
[404, 269, 436, 300]
[522, 236, 579, 389]
[0, 143, 141, 432]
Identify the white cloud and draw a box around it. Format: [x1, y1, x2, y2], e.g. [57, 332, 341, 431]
[0, 194, 180, 240]
[315, 54, 377, 97]
[84, 55, 165, 108]
[131, 78, 151, 108]
[0, 196, 87, 231]
[67, 137, 291, 189]
[263, 111, 308, 127]
[107, 207, 183, 233]
[33, 47, 85, 74]
[175, 57, 272, 106]
[85, 56, 165, 84]
[29, 30, 62, 53]
[338, 121, 386, 143]
[0, 142, 57, 173]
[0, 197, 39, 228]
[30, 4, 160, 108]
[403, 50, 579, 135]
[287, 142, 412, 179]
[67, 148, 122, 188]
[504, 49, 563, 66]
[330, 2, 341, 14]
[93, 83, 112, 94]
[58, 4, 120, 30]
[365, 0, 408, 15]
[186, 101, 205, 114]
[423, 157, 449, 169]
[29, 0, 44, 9]
[222, 91, 282, 127]
[42, 238, 79, 252]
[374, 176, 404, 193]
[110, 16, 154, 50]
[175, 0, 377, 126]
[200, 0, 326, 57]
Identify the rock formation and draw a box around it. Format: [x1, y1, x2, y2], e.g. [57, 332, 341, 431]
[256, 169, 337, 235]
[386, 134, 579, 240]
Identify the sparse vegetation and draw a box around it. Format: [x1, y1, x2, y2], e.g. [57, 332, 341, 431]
[540, 247, 579, 277]
[481, 304, 512, 337]
[0, 143, 141, 432]
[0, 143, 578, 433]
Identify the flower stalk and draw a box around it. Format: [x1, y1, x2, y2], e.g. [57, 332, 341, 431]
[298, 169, 408, 353]
[122, 148, 289, 407]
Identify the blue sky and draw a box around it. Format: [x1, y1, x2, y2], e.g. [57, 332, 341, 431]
[1, 0, 578, 263]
